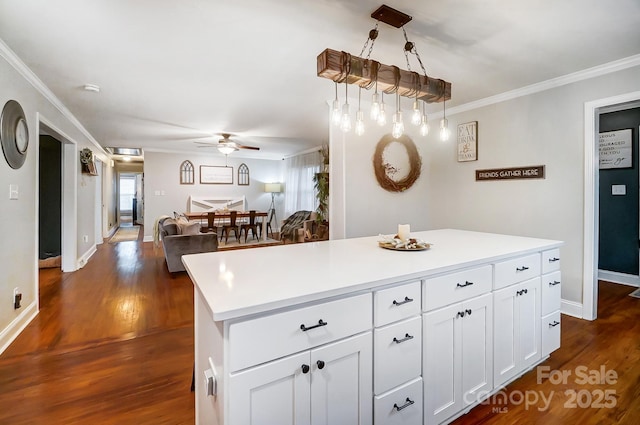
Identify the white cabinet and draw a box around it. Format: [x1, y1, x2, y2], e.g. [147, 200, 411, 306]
[229, 332, 372, 425]
[541, 249, 561, 357]
[423, 292, 493, 425]
[374, 377, 423, 425]
[493, 277, 541, 387]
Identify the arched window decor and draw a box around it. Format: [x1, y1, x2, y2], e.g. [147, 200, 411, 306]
[180, 160, 194, 184]
[238, 163, 250, 186]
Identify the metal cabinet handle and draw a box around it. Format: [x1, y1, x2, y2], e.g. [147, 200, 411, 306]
[392, 296, 414, 306]
[300, 319, 327, 332]
[516, 266, 530, 272]
[549, 320, 560, 328]
[316, 360, 325, 369]
[549, 257, 560, 262]
[456, 281, 474, 288]
[457, 311, 466, 318]
[465, 309, 472, 316]
[392, 333, 414, 344]
[393, 397, 415, 411]
[301, 364, 310, 374]
[549, 280, 561, 286]
[516, 289, 529, 296]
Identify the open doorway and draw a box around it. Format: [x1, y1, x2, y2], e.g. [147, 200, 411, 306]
[38, 135, 62, 269]
[116, 170, 143, 227]
[583, 91, 640, 320]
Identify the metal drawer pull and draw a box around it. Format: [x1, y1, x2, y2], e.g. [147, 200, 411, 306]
[456, 281, 474, 288]
[394, 397, 415, 411]
[392, 296, 414, 306]
[465, 309, 472, 316]
[516, 289, 529, 296]
[516, 266, 530, 272]
[301, 364, 310, 374]
[393, 333, 414, 344]
[300, 319, 328, 331]
[457, 311, 466, 318]
[549, 320, 560, 328]
[549, 280, 561, 286]
[316, 360, 325, 369]
[549, 257, 560, 262]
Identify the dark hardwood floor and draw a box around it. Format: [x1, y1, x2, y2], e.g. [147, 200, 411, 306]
[0, 234, 639, 424]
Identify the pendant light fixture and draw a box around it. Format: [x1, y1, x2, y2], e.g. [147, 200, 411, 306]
[439, 99, 450, 141]
[318, 5, 451, 138]
[420, 101, 430, 136]
[355, 87, 365, 136]
[340, 81, 351, 132]
[391, 91, 404, 139]
[331, 82, 341, 125]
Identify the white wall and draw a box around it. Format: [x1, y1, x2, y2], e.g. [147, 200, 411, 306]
[425, 65, 640, 306]
[143, 151, 284, 239]
[331, 119, 431, 239]
[0, 42, 109, 354]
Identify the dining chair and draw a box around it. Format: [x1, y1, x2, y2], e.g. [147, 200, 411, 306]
[200, 212, 218, 237]
[239, 210, 259, 243]
[221, 210, 240, 243]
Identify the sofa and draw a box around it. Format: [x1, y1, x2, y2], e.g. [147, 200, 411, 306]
[158, 217, 218, 273]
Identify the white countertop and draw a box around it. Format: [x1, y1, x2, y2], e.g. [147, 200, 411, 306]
[182, 229, 562, 321]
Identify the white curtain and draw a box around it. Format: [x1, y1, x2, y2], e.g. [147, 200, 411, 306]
[284, 150, 322, 218]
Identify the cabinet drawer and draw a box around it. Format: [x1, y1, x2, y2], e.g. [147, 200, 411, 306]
[494, 253, 541, 290]
[229, 293, 372, 372]
[374, 281, 421, 327]
[541, 271, 561, 316]
[542, 248, 561, 274]
[541, 311, 561, 356]
[423, 265, 492, 311]
[374, 377, 423, 425]
[374, 316, 422, 394]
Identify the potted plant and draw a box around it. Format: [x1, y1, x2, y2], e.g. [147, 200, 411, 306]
[312, 144, 330, 239]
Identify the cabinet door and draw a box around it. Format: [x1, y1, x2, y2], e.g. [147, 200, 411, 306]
[310, 332, 372, 425]
[493, 278, 541, 388]
[518, 277, 541, 370]
[493, 285, 518, 387]
[461, 293, 493, 406]
[228, 351, 311, 425]
[423, 303, 461, 424]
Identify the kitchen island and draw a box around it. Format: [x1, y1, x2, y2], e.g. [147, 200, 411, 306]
[183, 229, 563, 425]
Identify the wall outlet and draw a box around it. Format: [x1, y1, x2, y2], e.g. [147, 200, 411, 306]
[13, 287, 22, 309]
[83, 235, 89, 242]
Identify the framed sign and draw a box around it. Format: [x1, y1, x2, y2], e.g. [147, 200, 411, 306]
[457, 121, 477, 162]
[200, 165, 233, 184]
[599, 129, 632, 169]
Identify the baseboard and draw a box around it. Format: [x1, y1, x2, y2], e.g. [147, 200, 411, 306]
[598, 269, 640, 287]
[0, 301, 38, 356]
[561, 299, 583, 319]
[143, 235, 154, 243]
[77, 244, 97, 269]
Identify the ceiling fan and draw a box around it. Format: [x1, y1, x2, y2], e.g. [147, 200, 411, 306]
[195, 133, 260, 155]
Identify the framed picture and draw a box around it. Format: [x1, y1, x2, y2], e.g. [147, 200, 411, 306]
[200, 165, 233, 184]
[457, 121, 478, 162]
[599, 129, 632, 169]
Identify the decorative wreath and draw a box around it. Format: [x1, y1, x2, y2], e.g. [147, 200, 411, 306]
[373, 134, 422, 192]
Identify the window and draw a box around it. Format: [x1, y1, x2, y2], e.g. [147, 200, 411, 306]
[284, 151, 322, 217]
[119, 176, 136, 212]
[238, 163, 250, 185]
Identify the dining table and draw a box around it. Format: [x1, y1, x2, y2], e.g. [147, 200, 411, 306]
[184, 211, 269, 241]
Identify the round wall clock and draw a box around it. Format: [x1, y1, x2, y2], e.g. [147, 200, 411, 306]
[1, 100, 29, 169]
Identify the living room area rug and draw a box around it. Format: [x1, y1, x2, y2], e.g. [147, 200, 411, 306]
[109, 226, 140, 243]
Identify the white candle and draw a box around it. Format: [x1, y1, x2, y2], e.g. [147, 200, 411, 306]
[398, 224, 410, 242]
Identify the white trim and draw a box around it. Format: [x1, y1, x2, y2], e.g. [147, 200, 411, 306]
[583, 90, 640, 321]
[0, 38, 109, 158]
[143, 235, 154, 243]
[561, 299, 583, 319]
[444, 54, 640, 118]
[0, 301, 38, 355]
[598, 270, 640, 287]
[77, 245, 97, 269]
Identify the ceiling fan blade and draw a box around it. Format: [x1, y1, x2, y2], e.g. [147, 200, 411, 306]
[236, 144, 260, 150]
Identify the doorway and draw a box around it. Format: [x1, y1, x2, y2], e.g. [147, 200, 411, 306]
[583, 91, 640, 320]
[38, 135, 62, 269]
[117, 172, 143, 227]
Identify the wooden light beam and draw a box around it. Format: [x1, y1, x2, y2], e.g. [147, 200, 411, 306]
[317, 48, 451, 103]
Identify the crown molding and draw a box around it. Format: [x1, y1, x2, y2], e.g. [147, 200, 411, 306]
[0, 38, 109, 157]
[442, 54, 640, 118]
